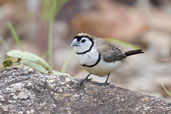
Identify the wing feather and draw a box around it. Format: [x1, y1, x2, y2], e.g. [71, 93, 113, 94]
[96, 38, 126, 62]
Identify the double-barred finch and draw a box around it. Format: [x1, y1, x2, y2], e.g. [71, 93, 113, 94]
[71, 33, 144, 86]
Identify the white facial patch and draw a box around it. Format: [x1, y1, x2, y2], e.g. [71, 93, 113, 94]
[74, 37, 93, 53]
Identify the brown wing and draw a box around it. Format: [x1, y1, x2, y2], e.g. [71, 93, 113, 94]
[96, 38, 126, 62]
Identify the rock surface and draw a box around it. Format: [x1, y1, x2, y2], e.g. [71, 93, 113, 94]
[0, 67, 170, 114]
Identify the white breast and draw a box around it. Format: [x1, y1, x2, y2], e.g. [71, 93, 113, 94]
[75, 48, 99, 66]
[75, 48, 120, 77]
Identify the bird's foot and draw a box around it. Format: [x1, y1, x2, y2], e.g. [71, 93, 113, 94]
[99, 82, 110, 86]
[79, 74, 91, 86]
[79, 78, 91, 86]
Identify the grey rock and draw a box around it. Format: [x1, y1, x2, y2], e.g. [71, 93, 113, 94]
[0, 67, 170, 114]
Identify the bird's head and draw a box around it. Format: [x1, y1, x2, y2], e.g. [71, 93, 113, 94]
[71, 33, 95, 54]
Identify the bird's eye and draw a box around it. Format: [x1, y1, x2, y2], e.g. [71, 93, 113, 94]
[81, 39, 86, 43]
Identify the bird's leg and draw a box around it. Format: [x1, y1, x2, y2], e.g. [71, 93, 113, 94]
[80, 73, 91, 86]
[104, 73, 110, 84]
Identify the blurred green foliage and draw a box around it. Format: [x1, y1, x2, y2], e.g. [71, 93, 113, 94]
[5, 50, 53, 74]
[0, 0, 69, 72]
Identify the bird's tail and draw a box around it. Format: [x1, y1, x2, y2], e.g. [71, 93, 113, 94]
[125, 49, 144, 57]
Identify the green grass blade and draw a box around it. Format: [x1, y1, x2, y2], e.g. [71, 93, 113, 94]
[0, 36, 10, 50]
[61, 49, 74, 73]
[161, 82, 171, 96]
[8, 22, 23, 50]
[47, 0, 57, 69]
[48, 22, 53, 69]
[41, 0, 68, 69]
[105, 38, 140, 49]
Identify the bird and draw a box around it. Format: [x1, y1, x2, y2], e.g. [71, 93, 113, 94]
[71, 33, 144, 86]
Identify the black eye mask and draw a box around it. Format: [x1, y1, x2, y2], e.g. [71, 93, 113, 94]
[74, 35, 93, 42]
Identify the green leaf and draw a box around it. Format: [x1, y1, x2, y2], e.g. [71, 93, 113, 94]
[7, 50, 52, 74]
[161, 82, 171, 96]
[8, 22, 23, 50]
[23, 60, 49, 74]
